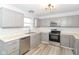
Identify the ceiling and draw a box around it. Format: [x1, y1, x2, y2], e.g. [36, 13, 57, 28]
[10, 4, 79, 17]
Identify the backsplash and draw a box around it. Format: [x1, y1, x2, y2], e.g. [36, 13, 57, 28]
[0, 27, 40, 36]
[0, 27, 79, 36]
[38, 27, 79, 33]
[0, 28, 30, 35]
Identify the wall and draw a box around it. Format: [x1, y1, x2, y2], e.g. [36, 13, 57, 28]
[0, 28, 30, 36]
[38, 27, 79, 33]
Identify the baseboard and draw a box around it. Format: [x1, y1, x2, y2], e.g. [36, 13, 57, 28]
[60, 45, 73, 50]
[41, 41, 49, 44]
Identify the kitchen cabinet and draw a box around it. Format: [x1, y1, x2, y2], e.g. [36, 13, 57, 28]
[37, 19, 50, 27]
[0, 8, 24, 28]
[30, 33, 41, 49]
[0, 39, 19, 55]
[60, 35, 75, 49]
[0, 41, 4, 54]
[69, 35, 75, 48]
[37, 19, 40, 27]
[60, 35, 70, 47]
[40, 33, 49, 43]
[37, 15, 79, 27]
[74, 39, 79, 55]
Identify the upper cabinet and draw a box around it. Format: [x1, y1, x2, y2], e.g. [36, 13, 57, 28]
[0, 8, 24, 28]
[37, 19, 50, 27]
[59, 16, 79, 27]
[37, 15, 79, 27]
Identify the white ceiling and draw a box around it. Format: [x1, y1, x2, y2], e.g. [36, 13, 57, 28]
[10, 4, 79, 17]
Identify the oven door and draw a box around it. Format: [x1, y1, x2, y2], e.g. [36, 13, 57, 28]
[49, 35, 60, 42]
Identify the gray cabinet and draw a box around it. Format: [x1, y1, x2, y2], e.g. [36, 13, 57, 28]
[60, 35, 70, 47]
[61, 35, 75, 49]
[40, 33, 49, 43]
[30, 33, 41, 49]
[37, 19, 50, 27]
[0, 8, 24, 28]
[0, 41, 4, 54]
[0, 39, 19, 55]
[74, 39, 79, 55]
[37, 15, 79, 27]
[69, 35, 75, 48]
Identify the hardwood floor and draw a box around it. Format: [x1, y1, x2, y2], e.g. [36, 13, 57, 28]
[25, 43, 73, 55]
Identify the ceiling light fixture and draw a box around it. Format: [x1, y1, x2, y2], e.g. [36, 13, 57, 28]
[28, 10, 34, 13]
[45, 4, 55, 12]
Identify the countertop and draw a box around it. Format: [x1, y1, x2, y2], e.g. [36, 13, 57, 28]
[1, 31, 79, 43]
[61, 32, 79, 39]
[0, 32, 40, 42]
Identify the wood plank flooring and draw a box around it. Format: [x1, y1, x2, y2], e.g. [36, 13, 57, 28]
[25, 44, 73, 55]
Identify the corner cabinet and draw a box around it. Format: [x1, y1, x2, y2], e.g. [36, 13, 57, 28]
[0, 8, 24, 28]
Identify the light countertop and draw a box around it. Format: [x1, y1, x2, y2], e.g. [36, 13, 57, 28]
[1, 31, 79, 43]
[0, 32, 40, 42]
[61, 32, 79, 39]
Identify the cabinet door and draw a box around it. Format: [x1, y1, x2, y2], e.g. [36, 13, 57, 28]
[41, 33, 49, 43]
[0, 41, 4, 55]
[35, 33, 41, 46]
[37, 19, 40, 27]
[74, 39, 79, 55]
[39, 20, 50, 27]
[69, 35, 75, 48]
[2, 8, 24, 28]
[30, 33, 41, 49]
[4, 40, 19, 55]
[60, 35, 70, 47]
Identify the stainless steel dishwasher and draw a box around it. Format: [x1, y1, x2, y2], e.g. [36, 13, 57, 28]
[20, 36, 30, 55]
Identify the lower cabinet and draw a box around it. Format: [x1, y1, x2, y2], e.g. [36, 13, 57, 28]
[30, 33, 41, 49]
[40, 33, 49, 43]
[60, 35, 75, 49]
[0, 39, 19, 55]
[0, 41, 3, 54]
[60, 35, 70, 47]
[60, 34, 79, 55]
[74, 39, 79, 55]
[69, 35, 75, 48]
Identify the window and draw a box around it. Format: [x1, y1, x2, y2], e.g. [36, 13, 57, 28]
[24, 18, 32, 28]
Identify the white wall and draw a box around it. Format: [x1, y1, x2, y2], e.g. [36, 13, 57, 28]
[0, 28, 30, 36]
[38, 27, 79, 33]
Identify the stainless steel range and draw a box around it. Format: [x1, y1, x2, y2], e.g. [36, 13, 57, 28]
[49, 29, 60, 43]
